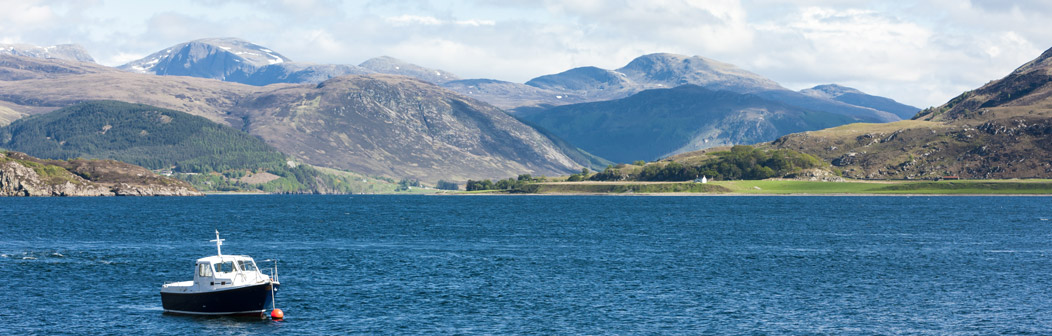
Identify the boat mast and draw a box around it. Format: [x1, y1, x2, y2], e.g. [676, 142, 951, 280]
[211, 230, 224, 256]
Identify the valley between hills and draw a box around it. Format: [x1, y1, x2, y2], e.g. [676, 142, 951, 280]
[1, 37, 1051, 195]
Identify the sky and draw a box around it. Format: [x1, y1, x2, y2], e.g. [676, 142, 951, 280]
[1, 0, 1050, 108]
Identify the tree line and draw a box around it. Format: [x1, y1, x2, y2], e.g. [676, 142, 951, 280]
[0, 101, 288, 173]
[465, 174, 542, 192]
[591, 145, 827, 182]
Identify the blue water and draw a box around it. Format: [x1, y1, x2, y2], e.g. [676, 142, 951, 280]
[2, 195, 1052, 335]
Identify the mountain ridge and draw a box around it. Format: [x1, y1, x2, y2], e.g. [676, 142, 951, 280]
[449, 52, 901, 124]
[118, 37, 375, 86]
[359, 56, 459, 84]
[0, 54, 584, 182]
[759, 46, 1052, 179]
[0, 43, 95, 63]
[519, 53, 785, 103]
[107, 38, 914, 120]
[118, 38, 464, 87]
[120, 37, 292, 76]
[518, 84, 858, 163]
[801, 84, 920, 119]
[915, 46, 1052, 122]
[235, 74, 582, 181]
[615, 53, 784, 92]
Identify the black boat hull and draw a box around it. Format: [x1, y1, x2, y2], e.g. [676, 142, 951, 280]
[161, 282, 278, 315]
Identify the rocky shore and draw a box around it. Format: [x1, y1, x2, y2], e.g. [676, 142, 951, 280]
[0, 151, 202, 196]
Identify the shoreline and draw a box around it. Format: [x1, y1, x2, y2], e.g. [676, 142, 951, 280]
[440, 192, 1052, 197]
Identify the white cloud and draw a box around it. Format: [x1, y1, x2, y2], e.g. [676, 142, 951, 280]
[0, 1, 57, 27]
[102, 52, 148, 67]
[751, 7, 934, 83]
[386, 14, 444, 26]
[543, 0, 755, 54]
[385, 14, 495, 27]
[302, 29, 346, 56]
[453, 19, 496, 27]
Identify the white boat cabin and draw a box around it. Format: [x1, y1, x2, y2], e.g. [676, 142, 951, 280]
[161, 231, 275, 294]
[162, 255, 273, 294]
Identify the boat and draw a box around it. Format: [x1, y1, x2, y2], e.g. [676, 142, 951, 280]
[160, 231, 280, 316]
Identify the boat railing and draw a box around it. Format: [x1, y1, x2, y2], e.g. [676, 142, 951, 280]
[263, 259, 279, 283]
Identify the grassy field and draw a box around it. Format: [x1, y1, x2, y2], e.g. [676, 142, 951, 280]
[794, 120, 949, 139]
[505, 179, 1052, 195]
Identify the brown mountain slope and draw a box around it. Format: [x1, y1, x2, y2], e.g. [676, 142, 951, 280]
[0, 55, 582, 182]
[0, 55, 264, 126]
[760, 47, 1052, 179]
[0, 54, 103, 80]
[915, 47, 1052, 122]
[763, 119, 1052, 179]
[236, 75, 580, 181]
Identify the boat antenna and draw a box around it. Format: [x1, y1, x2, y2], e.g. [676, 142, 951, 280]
[211, 230, 224, 256]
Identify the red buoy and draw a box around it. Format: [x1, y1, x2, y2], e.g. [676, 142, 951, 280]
[270, 308, 284, 320]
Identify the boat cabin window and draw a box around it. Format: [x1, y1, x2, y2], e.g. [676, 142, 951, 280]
[214, 261, 237, 274]
[197, 263, 213, 277]
[238, 260, 258, 272]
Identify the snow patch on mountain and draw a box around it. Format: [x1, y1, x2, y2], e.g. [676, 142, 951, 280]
[0, 43, 95, 63]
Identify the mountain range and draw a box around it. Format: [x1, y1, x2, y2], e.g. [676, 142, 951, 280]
[449, 53, 912, 123]
[517, 85, 860, 163]
[508, 54, 917, 162]
[107, 38, 918, 163]
[0, 37, 926, 184]
[110, 38, 915, 121]
[0, 54, 583, 183]
[117, 38, 460, 87]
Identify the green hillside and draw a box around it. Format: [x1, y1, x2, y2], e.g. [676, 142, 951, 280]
[0, 100, 284, 172]
[0, 100, 388, 193]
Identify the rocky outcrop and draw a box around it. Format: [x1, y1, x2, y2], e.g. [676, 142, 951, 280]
[784, 168, 846, 182]
[0, 158, 109, 196]
[111, 183, 201, 196]
[0, 151, 203, 197]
